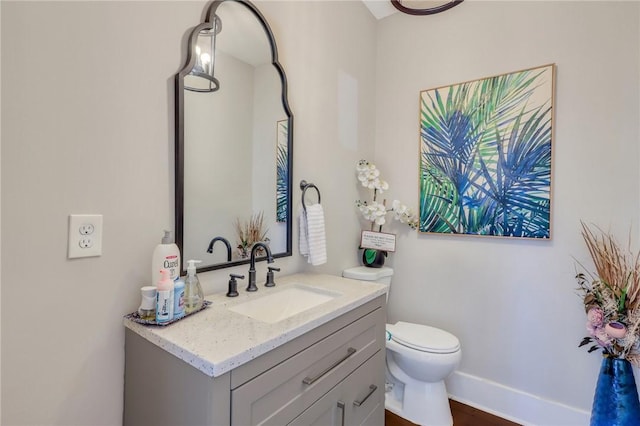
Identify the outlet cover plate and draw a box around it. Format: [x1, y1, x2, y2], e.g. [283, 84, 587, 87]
[68, 214, 103, 258]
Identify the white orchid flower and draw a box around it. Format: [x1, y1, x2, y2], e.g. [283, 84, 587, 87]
[355, 160, 417, 230]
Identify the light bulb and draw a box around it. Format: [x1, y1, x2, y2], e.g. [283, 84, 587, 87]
[201, 53, 212, 74]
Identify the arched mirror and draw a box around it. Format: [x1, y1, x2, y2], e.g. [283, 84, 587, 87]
[175, 0, 293, 274]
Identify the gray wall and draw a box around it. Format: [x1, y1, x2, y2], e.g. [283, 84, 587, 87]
[2, 0, 639, 425]
[1, 1, 376, 424]
[375, 1, 640, 423]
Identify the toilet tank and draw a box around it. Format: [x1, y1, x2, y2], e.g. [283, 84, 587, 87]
[342, 266, 393, 286]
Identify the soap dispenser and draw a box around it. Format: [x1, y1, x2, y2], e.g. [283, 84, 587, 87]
[184, 260, 204, 314]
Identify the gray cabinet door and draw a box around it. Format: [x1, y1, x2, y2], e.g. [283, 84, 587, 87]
[123, 329, 231, 426]
[343, 351, 385, 426]
[287, 382, 345, 426]
[288, 351, 385, 426]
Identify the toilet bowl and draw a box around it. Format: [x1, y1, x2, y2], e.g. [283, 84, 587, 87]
[342, 266, 462, 426]
[386, 321, 461, 425]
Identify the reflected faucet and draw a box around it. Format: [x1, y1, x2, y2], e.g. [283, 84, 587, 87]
[206, 236, 232, 262]
[247, 242, 273, 292]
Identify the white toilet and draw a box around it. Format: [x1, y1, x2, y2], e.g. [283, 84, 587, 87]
[342, 266, 461, 426]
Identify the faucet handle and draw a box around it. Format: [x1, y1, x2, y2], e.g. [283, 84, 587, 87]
[227, 274, 244, 297]
[265, 266, 280, 287]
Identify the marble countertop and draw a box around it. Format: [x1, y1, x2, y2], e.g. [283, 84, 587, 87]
[123, 273, 386, 377]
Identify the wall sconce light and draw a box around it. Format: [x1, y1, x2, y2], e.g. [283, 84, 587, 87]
[185, 15, 222, 93]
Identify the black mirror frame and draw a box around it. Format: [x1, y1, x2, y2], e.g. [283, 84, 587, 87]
[175, 0, 293, 275]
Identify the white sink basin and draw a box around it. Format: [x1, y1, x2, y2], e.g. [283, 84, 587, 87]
[228, 285, 342, 323]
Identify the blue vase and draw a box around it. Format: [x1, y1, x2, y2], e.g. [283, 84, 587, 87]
[591, 357, 640, 426]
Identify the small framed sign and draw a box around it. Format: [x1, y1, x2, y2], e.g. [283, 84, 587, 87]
[360, 230, 396, 252]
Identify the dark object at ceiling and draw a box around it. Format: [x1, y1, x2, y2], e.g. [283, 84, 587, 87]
[390, 0, 464, 16]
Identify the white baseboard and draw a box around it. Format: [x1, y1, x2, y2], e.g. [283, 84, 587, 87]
[445, 371, 590, 425]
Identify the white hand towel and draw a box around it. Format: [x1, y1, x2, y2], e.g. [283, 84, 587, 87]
[299, 204, 327, 266]
[299, 208, 309, 257]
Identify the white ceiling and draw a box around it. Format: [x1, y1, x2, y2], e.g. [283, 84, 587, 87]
[362, 0, 398, 19]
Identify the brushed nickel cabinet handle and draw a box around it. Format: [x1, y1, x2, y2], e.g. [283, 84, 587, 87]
[337, 401, 345, 426]
[302, 347, 357, 385]
[353, 384, 377, 407]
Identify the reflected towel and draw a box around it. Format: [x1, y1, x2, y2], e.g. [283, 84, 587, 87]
[299, 204, 327, 266]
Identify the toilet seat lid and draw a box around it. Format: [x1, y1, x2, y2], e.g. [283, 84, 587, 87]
[388, 321, 460, 354]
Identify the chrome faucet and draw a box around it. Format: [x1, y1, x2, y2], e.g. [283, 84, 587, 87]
[247, 242, 274, 292]
[206, 236, 232, 262]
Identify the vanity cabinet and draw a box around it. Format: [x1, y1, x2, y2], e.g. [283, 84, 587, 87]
[124, 295, 385, 426]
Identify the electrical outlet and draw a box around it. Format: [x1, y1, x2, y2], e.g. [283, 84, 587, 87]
[79, 223, 95, 235]
[78, 237, 94, 249]
[68, 214, 103, 258]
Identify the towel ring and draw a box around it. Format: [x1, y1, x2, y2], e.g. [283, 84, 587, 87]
[300, 180, 321, 212]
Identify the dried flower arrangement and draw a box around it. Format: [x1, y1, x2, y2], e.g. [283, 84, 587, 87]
[234, 212, 269, 259]
[577, 222, 640, 366]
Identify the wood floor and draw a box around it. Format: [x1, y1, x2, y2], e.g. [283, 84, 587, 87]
[385, 400, 521, 426]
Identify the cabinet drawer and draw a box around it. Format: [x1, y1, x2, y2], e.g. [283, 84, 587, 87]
[288, 350, 385, 426]
[231, 307, 384, 426]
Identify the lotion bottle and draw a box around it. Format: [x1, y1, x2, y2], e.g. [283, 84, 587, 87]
[155, 269, 174, 324]
[152, 230, 180, 285]
[184, 260, 204, 314]
[173, 278, 185, 319]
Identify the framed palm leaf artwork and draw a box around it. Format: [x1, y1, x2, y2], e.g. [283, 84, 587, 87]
[276, 119, 289, 223]
[419, 64, 554, 238]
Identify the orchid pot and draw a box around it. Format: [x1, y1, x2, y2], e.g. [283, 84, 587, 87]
[362, 248, 387, 268]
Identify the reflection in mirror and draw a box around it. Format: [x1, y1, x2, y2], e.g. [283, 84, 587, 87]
[176, 0, 293, 274]
[184, 15, 221, 93]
